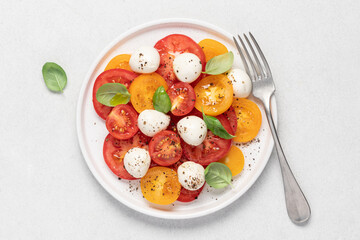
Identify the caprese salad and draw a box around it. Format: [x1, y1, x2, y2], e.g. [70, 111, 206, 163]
[92, 34, 262, 205]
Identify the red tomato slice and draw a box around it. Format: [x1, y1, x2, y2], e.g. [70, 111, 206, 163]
[106, 104, 139, 140]
[103, 132, 150, 179]
[167, 113, 180, 132]
[92, 69, 138, 120]
[182, 130, 232, 166]
[154, 34, 206, 86]
[215, 114, 234, 136]
[188, 107, 203, 118]
[223, 106, 237, 135]
[150, 161, 159, 168]
[149, 130, 182, 166]
[177, 185, 205, 203]
[180, 107, 232, 165]
[167, 82, 196, 116]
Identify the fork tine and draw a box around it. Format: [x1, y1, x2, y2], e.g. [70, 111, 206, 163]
[237, 35, 258, 80]
[249, 32, 272, 76]
[232, 37, 251, 77]
[243, 34, 265, 78]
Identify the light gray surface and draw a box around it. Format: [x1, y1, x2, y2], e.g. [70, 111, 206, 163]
[0, 0, 359, 239]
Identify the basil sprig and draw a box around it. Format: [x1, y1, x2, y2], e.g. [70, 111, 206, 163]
[42, 62, 67, 93]
[96, 83, 130, 107]
[153, 86, 171, 113]
[202, 109, 235, 139]
[203, 52, 234, 75]
[205, 162, 232, 189]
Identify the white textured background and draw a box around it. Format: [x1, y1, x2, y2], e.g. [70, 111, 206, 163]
[1, 0, 360, 239]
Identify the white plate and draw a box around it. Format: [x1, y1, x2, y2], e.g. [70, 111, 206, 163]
[76, 18, 277, 219]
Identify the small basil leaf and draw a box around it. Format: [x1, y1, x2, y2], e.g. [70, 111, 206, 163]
[153, 86, 171, 113]
[205, 162, 232, 189]
[96, 83, 130, 107]
[203, 52, 234, 75]
[202, 109, 235, 139]
[110, 93, 130, 106]
[42, 62, 67, 93]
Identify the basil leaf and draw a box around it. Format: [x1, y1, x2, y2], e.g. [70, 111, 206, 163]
[153, 86, 171, 113]
[96, 83, 130, 107]
[203, 52, 234, 75]
[42, 62, 67, 93]
[205, 162, 232, 189]
[202, 110, 235, 139]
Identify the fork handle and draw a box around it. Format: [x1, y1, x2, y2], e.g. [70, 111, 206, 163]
[263, 96, 311, 225]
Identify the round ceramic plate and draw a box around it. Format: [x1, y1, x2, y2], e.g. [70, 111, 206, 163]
[77, 18, 277, 219]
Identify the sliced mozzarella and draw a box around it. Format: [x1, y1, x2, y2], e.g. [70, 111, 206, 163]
[138, 110, 170, 137]
[177, 116, 207, 146]
[129, 46, 160, 73]
[177, 161, 205, 191]
[124, 147, 151, 178]
[173, 53, 202, 83]
[227, 68, 252, 98]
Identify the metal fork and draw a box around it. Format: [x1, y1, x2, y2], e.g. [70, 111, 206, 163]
[233, 33, 311, 225]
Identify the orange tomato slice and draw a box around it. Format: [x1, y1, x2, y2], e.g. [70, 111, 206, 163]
[129, 73, 168, 113]
[232, 98, 262, 142]
[218, 146, 245, 176]
[194, 74, 233, 116]
[141, 167, 181, 205]
[105, 54, 132, 71]
[198, 39, 228, 62]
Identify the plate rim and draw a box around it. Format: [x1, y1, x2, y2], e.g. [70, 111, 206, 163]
[76, 18, 277, 219]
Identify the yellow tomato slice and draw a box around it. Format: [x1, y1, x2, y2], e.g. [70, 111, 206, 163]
[218, 146, 245, 176]
[194, 74, 233, 116]
[105, 54, 132, 71]
[198, 39, 228, 62]
[232, 98, 262, 142]
[129, 73, 168, 113]
[141, 167, 181, 205]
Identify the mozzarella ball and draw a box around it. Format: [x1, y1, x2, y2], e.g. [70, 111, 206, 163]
[177, 161, 205, 191]
[129, 46, 160, 73]
[124, 147, 151, 178]
[173, 53, 202, 83]
[138, 110, 170, 137]
[177, 116, 207, 146]
[226, 68, 252, 98]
